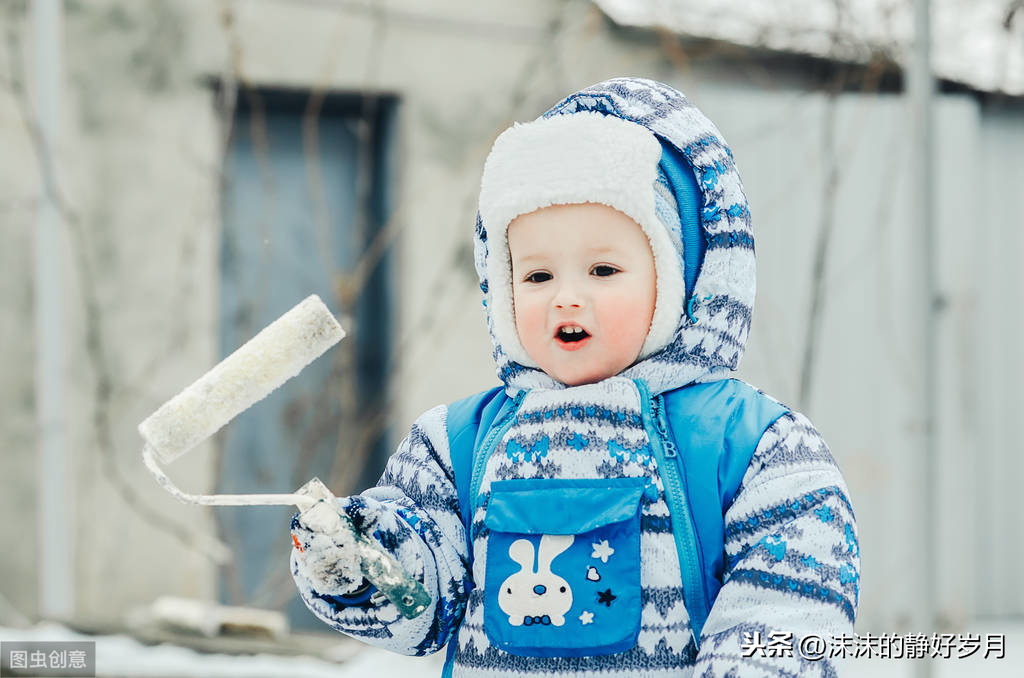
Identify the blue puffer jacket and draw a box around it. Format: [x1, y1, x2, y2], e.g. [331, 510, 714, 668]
[291, 77, 859, 677]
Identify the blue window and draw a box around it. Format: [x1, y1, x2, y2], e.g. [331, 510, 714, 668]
[217, 87, 397, 628]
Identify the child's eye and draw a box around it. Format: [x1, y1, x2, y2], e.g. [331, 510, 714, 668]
[524, 271, 552, 283]
[591, 265, 619, 277]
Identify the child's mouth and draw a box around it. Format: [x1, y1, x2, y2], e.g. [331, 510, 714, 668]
[555, 325, 591, 350]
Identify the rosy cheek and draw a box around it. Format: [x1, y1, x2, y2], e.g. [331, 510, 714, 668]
[603, 323, 637, 357]
[601, 294, 649, 352]
[513, 295, 545, 349]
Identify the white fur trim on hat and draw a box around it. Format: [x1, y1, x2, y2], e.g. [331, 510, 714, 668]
[478, 111, 683, 370]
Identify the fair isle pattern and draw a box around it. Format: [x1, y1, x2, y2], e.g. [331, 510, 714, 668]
[292, 406, 472, 656]
[292, 77, 859, 677]
[293, 388, 858, 675]
[472, 77, 756, 397]
[455, 378, 694, 674]
[691, 411, 858, 676]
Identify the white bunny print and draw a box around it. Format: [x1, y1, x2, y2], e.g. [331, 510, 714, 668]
[497, 534, 574, 626]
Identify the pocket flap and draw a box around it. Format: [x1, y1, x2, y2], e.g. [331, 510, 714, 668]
[484, 477, 646, 534]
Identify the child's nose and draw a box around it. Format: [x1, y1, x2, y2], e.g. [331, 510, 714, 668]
[552, 281, 584, 309]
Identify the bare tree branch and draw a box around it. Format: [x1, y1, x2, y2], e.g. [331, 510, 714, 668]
[1004, 0, 1024, 30]
[4, 14, 232, 566]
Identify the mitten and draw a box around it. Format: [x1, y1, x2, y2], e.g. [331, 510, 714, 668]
[290, 502, 368, 596]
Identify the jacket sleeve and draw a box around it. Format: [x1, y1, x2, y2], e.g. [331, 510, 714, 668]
[291, 404, 472, 656]
[691, 410, 860, 676]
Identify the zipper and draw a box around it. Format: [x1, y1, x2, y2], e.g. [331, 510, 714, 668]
[634, 379, 709, 647]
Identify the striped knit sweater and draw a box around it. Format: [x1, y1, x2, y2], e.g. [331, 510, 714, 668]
[291, 78, 859, 676]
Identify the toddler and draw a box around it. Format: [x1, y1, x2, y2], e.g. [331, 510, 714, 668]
[290, 77, 859, 676]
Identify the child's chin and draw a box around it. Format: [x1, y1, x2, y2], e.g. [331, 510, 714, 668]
[557, 369, 613, 387]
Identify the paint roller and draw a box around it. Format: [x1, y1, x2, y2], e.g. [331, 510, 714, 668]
[138, 294, 430, 619]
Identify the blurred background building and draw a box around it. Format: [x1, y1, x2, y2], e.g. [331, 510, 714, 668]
[1, 0, 1022, 656]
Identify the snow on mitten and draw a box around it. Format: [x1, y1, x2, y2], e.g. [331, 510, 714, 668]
[290, 505, 367, 596]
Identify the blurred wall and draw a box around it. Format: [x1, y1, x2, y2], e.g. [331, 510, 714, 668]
[1, 0, 1022, 634]
[1, 0, 225, 623]
[975, 98, 1024, 618]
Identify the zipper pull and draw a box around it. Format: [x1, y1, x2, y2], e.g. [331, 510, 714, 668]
[507, 390, 527, 423]
[651, 394, 676, 457]
[653, 395, 668, 434]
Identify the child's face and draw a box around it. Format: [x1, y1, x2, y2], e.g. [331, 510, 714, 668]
[508, 203, 657, 386]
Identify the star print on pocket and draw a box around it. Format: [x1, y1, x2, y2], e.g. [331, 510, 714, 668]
[579, 610, 594, 625]
[597, 589, 616, 607]
[591, 540, 615, 563]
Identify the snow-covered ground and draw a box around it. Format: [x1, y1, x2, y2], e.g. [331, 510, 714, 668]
[0, 622, 442, 678]
[1, 621, 1020, 677]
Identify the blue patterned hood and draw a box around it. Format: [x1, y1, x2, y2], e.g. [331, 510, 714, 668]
[474, 77, 755, 396]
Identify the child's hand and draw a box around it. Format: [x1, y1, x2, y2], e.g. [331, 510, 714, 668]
[291, 503, 368, 596]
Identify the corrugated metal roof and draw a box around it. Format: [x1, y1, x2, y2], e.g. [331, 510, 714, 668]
[594, 0, 1024, 95]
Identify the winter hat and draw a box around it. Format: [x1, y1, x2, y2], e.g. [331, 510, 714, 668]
[477, 110, 704, 370]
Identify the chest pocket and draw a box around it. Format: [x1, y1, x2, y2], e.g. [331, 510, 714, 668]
[482, 477, 646, 657]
